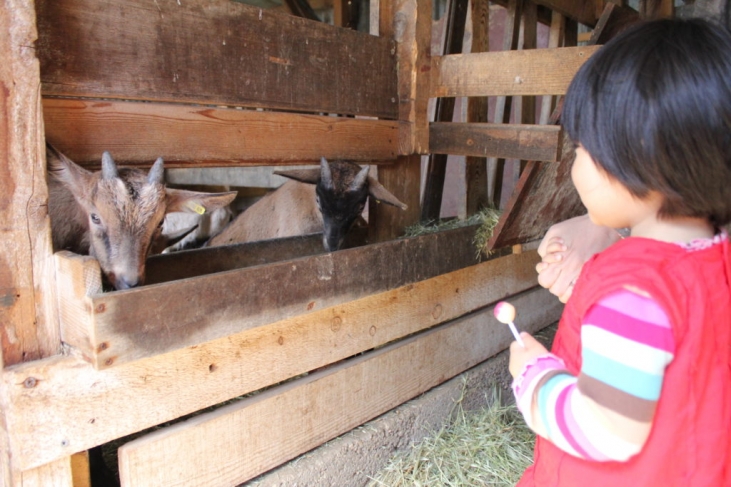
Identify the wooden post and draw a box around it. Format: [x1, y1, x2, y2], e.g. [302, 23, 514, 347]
[419, 0, 469, 222]
[487, 0, 522, 208]
[368, 0, 428, 243]
[519, 0, 537, 174]
[464, 0, 490, 216]
[0, 2, 73, 485]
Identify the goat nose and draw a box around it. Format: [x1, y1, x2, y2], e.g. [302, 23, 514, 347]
[115, 276, 140, 290]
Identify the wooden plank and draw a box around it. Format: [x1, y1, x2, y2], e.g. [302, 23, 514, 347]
[0, 0, 59, 370]
[587, 3, 639, 45]
[4, 250, 541, 471]
[35, 0, 398, 119]
[430, 123, 562, 162]
[486, 136, 585, 249]
[368, 155, 421, 243]
[392, 0, 431, 154]
[117, 287, 562, 487]
[538, 12, 564, 125]
[145, 234, 325, 285]
[368, 0, 425, 243]
[486, 0, 522, 208]
[531, 0, 596, 26]
[58, 225, 483, 368]
[43, 98, 401, 168]
[17, 458, 74, 487]
[430, 45, 600, 98]
[520, 0, 539, 173]
[419, 0, 469, 221]
[464, 0, 490, 217]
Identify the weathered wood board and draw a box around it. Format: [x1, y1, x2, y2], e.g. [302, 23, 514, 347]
[430, 122, 562, 162]
[430, 45, 600, 98]
[117, 287, 562, 487]
[531, 0, 597, 26]
[55, 225, 490, 368]
[43, 99, 401, 167]
[5, 250, 541, 472]
[487, 136, 585, 249]
[35, 0, 398, 118]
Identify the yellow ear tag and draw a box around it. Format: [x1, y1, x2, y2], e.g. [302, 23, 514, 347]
[187, 201, 206, 215]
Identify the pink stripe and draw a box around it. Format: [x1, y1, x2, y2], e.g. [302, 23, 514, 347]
[560, 387, 610, 461]
[598, 291, 671, 328]
[514, 356, 565, 399]
[585, 305, 675, 353]
[555, 385, 593, 459]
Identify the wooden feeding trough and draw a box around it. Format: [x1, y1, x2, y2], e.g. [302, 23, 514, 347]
[0, 0, 646, 484]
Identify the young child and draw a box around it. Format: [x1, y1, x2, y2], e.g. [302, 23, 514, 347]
[509, 17, 731, 486]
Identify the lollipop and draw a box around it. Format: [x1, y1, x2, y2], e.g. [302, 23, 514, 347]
[494, 301, 525, 347]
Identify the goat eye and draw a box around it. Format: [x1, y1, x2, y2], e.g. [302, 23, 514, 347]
[90, 214, 101, 225]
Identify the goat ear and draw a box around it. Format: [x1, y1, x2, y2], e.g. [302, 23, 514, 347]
[367, 176, 408, 210]
[165, 189, 237, 214]
[46, 143, 95, 197]
[148, 157, 165, 185]
[320, 157, 333, 190]
[349, 165, 370, 192]
[101, 152, 119, 180]
[273, 168, 321, 185]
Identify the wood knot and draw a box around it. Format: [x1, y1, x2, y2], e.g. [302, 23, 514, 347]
[432, 304, 443, 320]
[331, 316, 342, 332]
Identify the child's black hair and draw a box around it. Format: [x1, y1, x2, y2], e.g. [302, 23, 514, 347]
[562, 17, 731, 227]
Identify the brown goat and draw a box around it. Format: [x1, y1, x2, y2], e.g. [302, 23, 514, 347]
[207, 158, 406, 251]
[47, 144, 237, 290]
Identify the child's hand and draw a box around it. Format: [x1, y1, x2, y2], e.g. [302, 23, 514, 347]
[509, 333, 549, 379]
[536, 214, 620, 303]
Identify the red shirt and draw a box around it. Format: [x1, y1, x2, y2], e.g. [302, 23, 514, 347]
[518, 237, 731, 487]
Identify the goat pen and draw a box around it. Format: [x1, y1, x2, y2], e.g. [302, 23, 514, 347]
[0, 0, 640, 484]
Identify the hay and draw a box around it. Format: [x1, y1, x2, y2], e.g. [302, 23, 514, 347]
[403, 206, 502, 260]
[367, 388, 535, 487]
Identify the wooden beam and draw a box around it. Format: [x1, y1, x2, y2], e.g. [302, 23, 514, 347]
[464, 0, 490, 217]
[430, 123, 562, 162]
[431, 45, 600, 98]
[420, 0, 469, 222]
[487, 0, 522, 209]
[43, 99, 401, 168]
[368, 0, 427, 242]
[4, 251, 541, 472]
[519, 0, 539, 173]
[531, 0, 597, 26]
[117, 287, 562, 487]
[35, 0, 398, 118]
[538, 12, 564, 125]
[392, 0, 431, 154]
[0, 0, 59, 371]
[56, 225, 485, 369]
[16, 458, 74, 487]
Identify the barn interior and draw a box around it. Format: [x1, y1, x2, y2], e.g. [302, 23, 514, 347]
[0, 0, 719, 485]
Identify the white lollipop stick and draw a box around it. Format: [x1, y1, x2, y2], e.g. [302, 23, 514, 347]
[494, 301, 525, 348]
[507, 321, 525, 348]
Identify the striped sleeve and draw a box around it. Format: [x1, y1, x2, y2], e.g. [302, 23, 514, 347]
[512, 288, 676, 461]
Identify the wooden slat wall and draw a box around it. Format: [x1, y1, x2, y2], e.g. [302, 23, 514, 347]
[118, 287, 562, 487]
[5, 251, 541, 472]
[43, 99, 400, 167]
[35, 0, 398, 119]
[426, 45, 598, 163]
